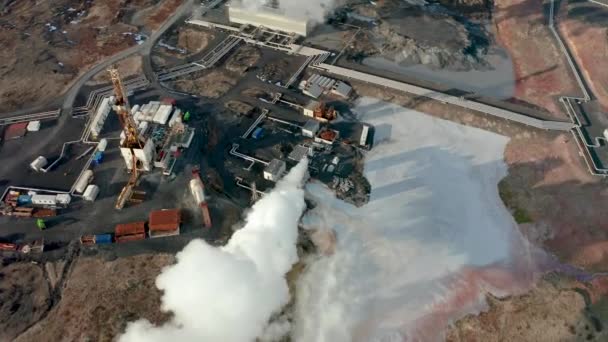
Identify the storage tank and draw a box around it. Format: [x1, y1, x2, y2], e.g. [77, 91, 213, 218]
[30, 156, 48, 172]
[97, 138, 108, 152]
[75, 170, 94, 193]
[83, 184, 100, 201]
[603, 129, 608, 142]
[189, 178, 206, 204]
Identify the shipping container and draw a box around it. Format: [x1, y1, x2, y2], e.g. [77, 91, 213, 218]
[83, 184, 100, 201]
[4, 122, 28, 140]
[27, 121, 41, 132]
[94, 234, 113, 244]
[55, 194, 71, 206]
[116, 233, 146, 243]
[33, 209, 56, 218]
[17, 195, 32, 205]
[80, 235, 95, 246]
[252, 127, 264, 139]
[31, 194, 57, 206]
[0, 243, 18, 251]
[115, 221, 146, 237]
[149, 209, 181, 231]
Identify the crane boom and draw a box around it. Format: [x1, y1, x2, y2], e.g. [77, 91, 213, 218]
[108, 66, 142, 149]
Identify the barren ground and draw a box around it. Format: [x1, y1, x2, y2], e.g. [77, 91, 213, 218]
[353, 81, 608, 272]
[172, 70, 238, 99]
[559, 1, 608, 110]
[13, 254, 174, 342]
[0, 0, 179, 112]
[447, 274, 608, 342]
[0, 262, 51, 341]
[493, 0, 582, 118]
[225, 45, 262, 74]
[177, 28, 214, 57]
[89, 55, 143, 85]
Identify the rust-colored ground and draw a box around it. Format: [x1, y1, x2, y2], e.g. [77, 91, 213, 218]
[559, 2, 608, 110]
[447, 274, 608, 342]
[493, 0, 582, 118]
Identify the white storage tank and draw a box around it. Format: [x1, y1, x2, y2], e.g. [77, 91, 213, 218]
[55, 193, 72, 206]
[603, 129, 608, 142]
[74, 170, 94, 193]
[31, 194, 57, 206]
[83, 184, 100, 202]
[30, 156, 48, 172]
[189, 178, 206, 205]
[97, 138, 108, 152]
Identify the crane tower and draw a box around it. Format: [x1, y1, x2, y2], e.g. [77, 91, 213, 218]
[108, 66, 152, 209]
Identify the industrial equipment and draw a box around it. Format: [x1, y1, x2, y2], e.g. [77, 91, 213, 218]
[36, 219, 46, 231]
[191, 167, 212, 228]
[108, 66, 147, 210]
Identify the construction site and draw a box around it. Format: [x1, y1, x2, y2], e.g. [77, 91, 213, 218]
[1, 0, 608, 340]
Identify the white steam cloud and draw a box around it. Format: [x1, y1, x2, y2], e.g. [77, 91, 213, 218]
[234, 0, 335, 22]
[119, 159, 309, 342]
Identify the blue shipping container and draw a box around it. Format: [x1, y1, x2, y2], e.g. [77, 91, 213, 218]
[17, 195, 32, 205]
[252, 127, 264, 139]
[94, 234, 113, 244]
[93, 151, 104, 163]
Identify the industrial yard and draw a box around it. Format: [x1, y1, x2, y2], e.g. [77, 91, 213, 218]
[1, 0, 608, 341]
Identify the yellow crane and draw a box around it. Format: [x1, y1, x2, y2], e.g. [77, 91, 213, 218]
[108, 66, 146, 210]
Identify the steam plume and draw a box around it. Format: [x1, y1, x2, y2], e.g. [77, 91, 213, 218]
[119, 159, 309, 342]
[233, 0, 335, 23]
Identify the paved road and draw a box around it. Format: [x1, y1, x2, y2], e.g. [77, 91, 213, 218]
[60, 0, 195, 111]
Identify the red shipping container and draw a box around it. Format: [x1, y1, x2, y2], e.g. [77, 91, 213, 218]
[115, 221, 146, 237]
[4, 122, 28, 140]
[149, 209, 181, 232]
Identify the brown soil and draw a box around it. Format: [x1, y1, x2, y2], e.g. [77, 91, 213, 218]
[14, 254, 174, 342]
[89, 55, 143, 85]
[0, 0, 178, 113]
[144, 0, 181, 32]
[353, 81, 608, 272]
[225, 100, 254, 116]
[172, 70, 238, 99]
[225, 45, 261, 74]
[559, 2, 608, 110]
[0, 262, 51, 341]
[447, 274, 608, 342]
[493, 0, 582, 119]
[177, 28, 213, 57]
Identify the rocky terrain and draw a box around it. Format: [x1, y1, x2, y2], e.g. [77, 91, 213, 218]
[172, 70, 238, 99]
[8, 253, 174, 342]
[0, 0, 179, 113]
[447, 274, 608, 342]
[347, 0, 491, 70]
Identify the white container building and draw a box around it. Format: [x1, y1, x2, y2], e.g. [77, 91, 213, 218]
[30, 156, 48, 172]
[31, 194, 57, 207]
[90, 96, 114, 139]
[55, 194, 72, 206]
[83, 184, 100, 202]
[27, 121, 41, 132]
[153, 104, 173, 125]
[74, 170, 94, 193]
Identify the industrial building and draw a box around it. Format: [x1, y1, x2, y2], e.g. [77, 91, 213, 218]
[302, 120, 320, 138]
[299, 74, 353, 99]
[264, 159, 286, 182]
[288, 145, 312, 162]
[227, 3, 311, 37]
